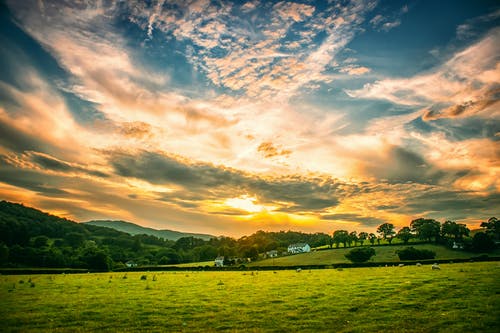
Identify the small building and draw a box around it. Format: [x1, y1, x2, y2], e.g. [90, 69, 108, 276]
[287, 243, 311, 254]
[214, 256, 224, 267]
[125, 261, 137, 268]
[266, 250, 278, 258]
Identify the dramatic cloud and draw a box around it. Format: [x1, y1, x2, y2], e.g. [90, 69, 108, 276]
[0, 0, 498, 235]
[108, 149, 346, 213]
[346, 28, 500, 119]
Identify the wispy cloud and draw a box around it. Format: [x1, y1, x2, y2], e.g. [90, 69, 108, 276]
[370, 4, 409, 32]
[125, 0, 376, 100]
[346, 28, 500, 120]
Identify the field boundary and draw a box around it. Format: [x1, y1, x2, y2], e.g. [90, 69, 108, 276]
[2, 255, 498, 274]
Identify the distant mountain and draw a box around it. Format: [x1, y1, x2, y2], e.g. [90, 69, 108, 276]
[83, 220, 214, 241]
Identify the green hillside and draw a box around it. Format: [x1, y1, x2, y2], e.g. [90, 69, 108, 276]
[250, 244, 498, 267]
[84, 220, 214, 241]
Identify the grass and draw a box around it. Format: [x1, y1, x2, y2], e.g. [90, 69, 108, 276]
[1, 262, 499, 332]
[251, 244, 498, 267]
[161, 261, 215, 267]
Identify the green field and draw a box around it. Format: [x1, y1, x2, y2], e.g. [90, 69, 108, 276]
[251, 244, 498, 267]
[1, 262, 499, 332]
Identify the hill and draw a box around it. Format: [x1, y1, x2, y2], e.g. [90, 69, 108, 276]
[0, 201, 176, 269]
[83, 220, 214, 241]
[249, 244, 500, 267]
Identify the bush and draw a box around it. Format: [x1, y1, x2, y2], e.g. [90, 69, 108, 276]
[345, 247, 375, 263]
[396, 247, 436, 260]
[471, 232, 496, 252]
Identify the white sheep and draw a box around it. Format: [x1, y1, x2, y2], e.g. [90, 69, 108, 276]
[431, 263, 441, 270]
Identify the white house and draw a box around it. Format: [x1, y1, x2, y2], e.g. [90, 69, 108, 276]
[266, 250, 278, 258]
[287, 243, 311, 254]
[125, 261, 137, 268]
[214, 256, 224, 267]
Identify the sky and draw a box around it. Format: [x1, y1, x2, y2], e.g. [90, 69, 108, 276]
[0, 0, 498, 237]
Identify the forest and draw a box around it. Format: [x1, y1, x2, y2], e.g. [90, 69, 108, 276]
[0, 201, 498, 270]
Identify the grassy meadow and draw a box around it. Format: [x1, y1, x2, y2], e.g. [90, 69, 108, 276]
[251, 244, 498, 267]
[1, 262, 499, 332]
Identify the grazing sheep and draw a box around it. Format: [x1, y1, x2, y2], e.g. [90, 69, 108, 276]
[431, 263, 441, 270]
[398, 264, 405, 267]
[296, 268, 302, 272]
[416, 263, 422, 267]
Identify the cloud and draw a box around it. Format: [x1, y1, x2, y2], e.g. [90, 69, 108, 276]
[346, 28, 500, 118]
[456, 8, 500, 40]
[118, 122, 154, 139]
[107, 149, 348, 213]
[339, 65, 371, 75]
[27, 152, 109, 178]
[241, 1, 259, 13]
[2, 0, 497, 236]
[257, 142, 292, 158]
[369, 4, 408, 32]
[322, 213, 386, 227]
[422, 87, 500, 121]
[124, 0, 376, 100]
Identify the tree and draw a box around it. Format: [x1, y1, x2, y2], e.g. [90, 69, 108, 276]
[480, 217, 499, 241]
[472, 232, 496, 252]
[194, 245, 218, 261]
[174, 236, 205, 251]
[332, 230, 349, 248]
[442, 221, 469, 242]
[240, 245, 259, 261]
[349, 231, 358, 247]
[410, 218, 441, 243]
[32, 235, 50, 248]
[377, 223, 396, 244]
[368, 233, 376, 245]
[0, 243, 8, 265]
[65, 232, 85, 248]
[397, 227, 412, 245]
[358, 232, 368, 246]
[345, 247, 375, 263]
[79, 247, 112, 271]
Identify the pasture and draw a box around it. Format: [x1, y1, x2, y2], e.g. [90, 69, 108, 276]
[251, 244, 491, 267]
[1, 262, 499, 332]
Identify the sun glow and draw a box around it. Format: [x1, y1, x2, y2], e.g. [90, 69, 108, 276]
[224, 196, 265, 213]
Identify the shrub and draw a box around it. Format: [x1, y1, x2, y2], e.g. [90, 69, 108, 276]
[396, 247, 436, 260]
[471, 232, 496, 252]
[345, 247, 376, 263]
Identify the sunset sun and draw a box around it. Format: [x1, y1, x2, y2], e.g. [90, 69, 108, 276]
[224, 196, 266, 213]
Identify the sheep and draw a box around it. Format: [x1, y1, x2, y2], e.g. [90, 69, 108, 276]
[398, 264, 405, 267]
[296, 268, 302, 272]
[431, 263, 441, 270]
[416, 263, 422, 267]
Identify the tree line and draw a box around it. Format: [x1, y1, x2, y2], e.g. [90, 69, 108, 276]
[0, 201, 331, 270]
[331, 217, 499, 253]
[0, 201, 497, 271]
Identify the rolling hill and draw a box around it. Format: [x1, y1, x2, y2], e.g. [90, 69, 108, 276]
[83, 220, 214, 241]
[248, 244, 500, 267]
